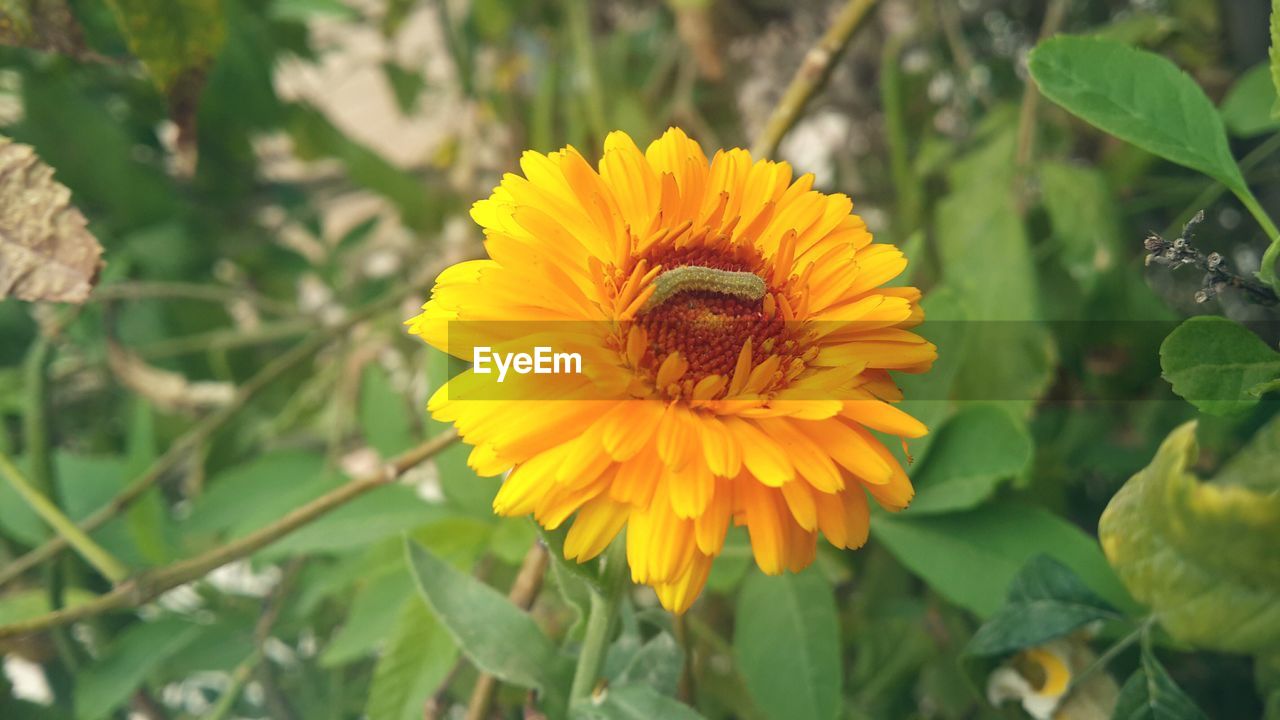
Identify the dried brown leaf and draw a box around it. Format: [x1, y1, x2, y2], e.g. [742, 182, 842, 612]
[0, 136, 104, 303]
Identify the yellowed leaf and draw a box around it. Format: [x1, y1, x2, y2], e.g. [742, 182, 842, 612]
[1099, 420, 1280, 654]
[0, 136, 104, 303]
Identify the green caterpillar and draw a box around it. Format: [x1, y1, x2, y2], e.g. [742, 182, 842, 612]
[641, 265, 767, 312]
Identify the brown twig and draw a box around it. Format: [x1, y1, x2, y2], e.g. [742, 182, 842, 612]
[0, 430, 458, 640]
[1144, 211, 1280, 306]
[92, 281, 295, 315]
[0, 250, 477, 589]
[750, 0, 879, 159]
[1014, 0, 1069, 175]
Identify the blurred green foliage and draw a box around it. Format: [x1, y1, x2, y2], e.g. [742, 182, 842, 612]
[0, 1, 1278, 719]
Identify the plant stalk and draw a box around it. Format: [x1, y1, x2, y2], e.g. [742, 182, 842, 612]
[751, 0, 879, 158]
[569, 540, 628, 705]
[1241, 189, 1280, 291]
[0, 452, 130, 583]
[0, 430, 458, 639]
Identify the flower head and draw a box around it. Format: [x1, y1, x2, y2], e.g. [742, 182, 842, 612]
[407, 128, 935, 612]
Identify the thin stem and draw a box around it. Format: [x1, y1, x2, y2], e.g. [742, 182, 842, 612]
[93, 281, 294, 315]
[134, 317, 319, 360]
[566, 0, 608, 146]
[1240, 188, 1280, 291]
[0, 249, 479, 589]
[23, 337, 54, 496]
[1015, 0, 1068, 173]
[0, 452, 130, 583]
[750, 0, 879, 159]
[204, 650, 263, 720]
[1164, 132, 1280, 237]
[881, 32, 921, 239]
[0, 430, 458, 640]
[569, 540, 628, 705]
[1063, 616, 1156, 702]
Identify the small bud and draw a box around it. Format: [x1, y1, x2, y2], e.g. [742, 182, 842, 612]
[1194, 289, 1211, 303]
[1183, 209, 1206, 236]
[1206, 252, 1223, 270]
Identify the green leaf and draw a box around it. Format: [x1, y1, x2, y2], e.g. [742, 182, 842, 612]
[360, 364, 417, 458]
[285, 104, 448, 233]
[104, 0, 226, 95]
[0, 587, 97, 625]
[1088, 12, 1176, 46]
[0, 456, 48, 547]
[320, 568, 414, 667]
[185, 452, 338, 537]
[405, 539, 572, 713]
[55, 453, 155, 567]
[123, 401, 169, 565]
[1160, 316, 1280, 415]
[366, 599, 459, 720]
[937, 131, 1055, 412]
[489, 516, 538, 565]
[1272, 0, 1280, 120]
[575, 684, 707, 720]
[384, 61, 426, 115]
[734, 567, 841, 720]
[425, 345, 500, 516]
[704, 525, 753, 594]
[1099, 420, 1280, 654]
[966, 555, 1122, 656]
[1029, 36, 1246, 195]
[1213, 414, 1280, 491]
[1220, 64, 1280, 137]
[74, 617, 206, 720]
[894, 287, 972, 466]
[873, 501, 1131, 618]
[160, 618, 253, 677]
[257, 484, 445, 559]
[270, 0, 359, 22]
[611, 632, 683, 696]
[907, 404, 1032, 515]
[538, 523, 596, 632]
[1039, 161, 1122, 291]
[1112, 645, 1208, 720]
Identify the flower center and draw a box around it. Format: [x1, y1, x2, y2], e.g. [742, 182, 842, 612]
[625, 244, 807, 400]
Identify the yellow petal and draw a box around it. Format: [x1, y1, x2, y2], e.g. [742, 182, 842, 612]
[564, 495, 631, 561]
[723, 417, 794, 486]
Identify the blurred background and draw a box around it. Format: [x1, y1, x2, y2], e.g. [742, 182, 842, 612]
[1, 0, 1278, 718]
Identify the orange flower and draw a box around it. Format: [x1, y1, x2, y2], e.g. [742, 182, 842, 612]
[407, 128, 934, 612]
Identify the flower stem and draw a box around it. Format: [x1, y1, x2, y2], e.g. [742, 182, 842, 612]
[1063, 616, 1157, 702]
[751, 0, 879, 159]
[569, 540, 628, 705]
[0, 451, 130, 583]
[1242, 189, 1280, 292]
[566, 0, 608, 147]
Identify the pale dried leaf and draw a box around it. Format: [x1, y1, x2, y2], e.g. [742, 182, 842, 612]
[0, 136, 104, 303]
[106, 341, 234, 414]
[0, 0, 89, 57]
